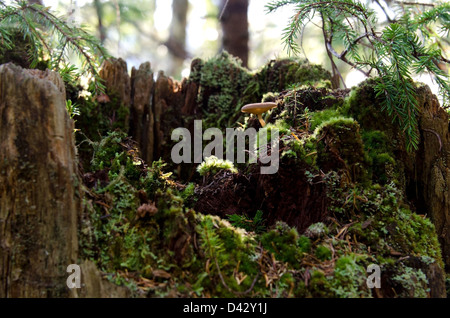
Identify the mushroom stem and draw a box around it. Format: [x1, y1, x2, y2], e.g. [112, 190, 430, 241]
[257, 114, 266, 127]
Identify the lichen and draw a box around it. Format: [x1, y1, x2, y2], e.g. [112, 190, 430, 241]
[391, 265, 429, 298]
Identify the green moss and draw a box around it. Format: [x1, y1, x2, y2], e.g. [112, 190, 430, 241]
[263, 120, 319, 166]
[91, 131, 127, 171]
[330, 254, 371, 298]
[361, 130, 396, 185]
[77, 67, 446, 298]
[196, 155, 238, 177]
[313, 116, 357, 136]
[195, 214, 261, 296]
[180, 182, 196, 203]
[308, 269, 333, 297]
[315, 245, 332, 261]
[269, 118, 318, 167]
[343, 184, 444, 268]
[298, 236, 312, 253]
[141, 159, 172, 199]
[314, 117, 367, 181]
[341, 79, 396, 136]
[255, 59, 331, 94]
[309, 108, 342, 131]
[260, 222, 304, 268]
[87, 173, 143, 271]
[189, 52, 254, 129]
[264, 120, 291, 136]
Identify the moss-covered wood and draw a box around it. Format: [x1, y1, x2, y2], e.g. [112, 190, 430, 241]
[0, 52, 449, 298]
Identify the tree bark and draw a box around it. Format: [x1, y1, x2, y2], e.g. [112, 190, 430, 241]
[130, 62, 155, 163]
[0, 63, 133, 298]
[0, 64, 79, 297]
[98, 58, 131, 131]
[220, 0, 249, 68]
[413, 85, 450, 270]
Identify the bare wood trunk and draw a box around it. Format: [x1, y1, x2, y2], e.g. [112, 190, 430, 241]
[0, 64, 79, 297]
[130, 62, 155, 163]
[414, 86, 450, 270]
[98, 58, 131, 132]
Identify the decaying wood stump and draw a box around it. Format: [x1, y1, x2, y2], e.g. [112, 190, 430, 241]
[0, 63, 80, 297]
[413, 85, 450, 269]
[130, 62, 155, 163]
[99, 58, 131, 109]
[98, 58, 131, 132]
[129, 60, 201, 165]
[153, 70, 186, 161]
[0, 63, 131, 298]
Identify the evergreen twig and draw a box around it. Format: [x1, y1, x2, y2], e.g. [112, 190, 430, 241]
[0, 1, 108, 93]
[266, 0, 450, 151]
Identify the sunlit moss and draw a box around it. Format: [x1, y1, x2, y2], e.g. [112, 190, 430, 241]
[196, 155, 238, 177]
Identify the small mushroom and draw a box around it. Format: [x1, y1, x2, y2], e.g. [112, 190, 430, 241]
[241, 102, 277, 127]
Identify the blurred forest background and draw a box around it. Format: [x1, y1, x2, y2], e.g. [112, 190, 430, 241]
[10, 0, 444, 93]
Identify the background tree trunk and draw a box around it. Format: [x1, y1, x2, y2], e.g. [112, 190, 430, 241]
[219, 0, 249, 68]
[94, 0, 106, 44]
[167, 0, 189, 78]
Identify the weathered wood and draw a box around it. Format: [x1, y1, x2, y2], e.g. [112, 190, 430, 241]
[77, 260, 131, 298]
[0, 63, 135, 298]
[0, 63, 79, 297]
[130, 62, 155, 163]
[153, 71, 185, 161]
[414, 85, 450, 270]
[99, 58, 131, 108]
[99, 58, 131, 131]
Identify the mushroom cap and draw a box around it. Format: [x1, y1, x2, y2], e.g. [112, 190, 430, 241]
[241, 102, 277, 115]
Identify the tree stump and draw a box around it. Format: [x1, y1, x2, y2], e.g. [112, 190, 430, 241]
[0, 63, 80, 297]
[98, 58, 131, 131]
[130, 62, 155, 163]
[414, 85, 450, 270]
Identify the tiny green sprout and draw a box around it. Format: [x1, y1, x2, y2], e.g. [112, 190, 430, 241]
[197, 156, 238, 176]
[65, 100, 80, 119]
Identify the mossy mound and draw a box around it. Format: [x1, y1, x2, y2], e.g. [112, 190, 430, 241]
[188, 52, 332, 130]
[74, 53, 447, 298]
[314, 117, 367, 182]
[188, 52, 253, 129]
[255, 59, 332, 93]
[80, 114, 446, 297]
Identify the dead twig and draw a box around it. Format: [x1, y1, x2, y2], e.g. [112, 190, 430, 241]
[423, 128, 443, 152]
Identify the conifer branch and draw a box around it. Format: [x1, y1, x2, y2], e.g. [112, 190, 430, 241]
[266, 0, 450, 151]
